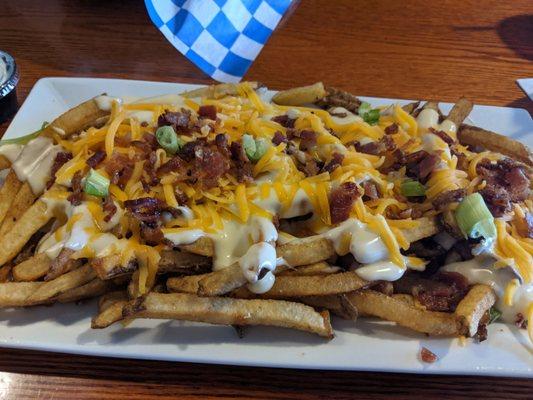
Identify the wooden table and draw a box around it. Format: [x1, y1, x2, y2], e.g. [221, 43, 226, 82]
[0, 0, 532, 398]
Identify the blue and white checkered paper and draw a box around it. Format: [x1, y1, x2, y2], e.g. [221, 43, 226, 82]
[145, 0, 293, 83]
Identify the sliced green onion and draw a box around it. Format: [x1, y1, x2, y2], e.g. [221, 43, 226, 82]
[358, 102, 371, 116]
[363, 109, 381, 125]
[455, 193, 496, 241]
[83, 169, 110, 197]
[488, 307, 502, 324]
[41, 121, 49, 129]
[242, 134, 256, 159]
[0, 123, 47, 146]
[249, 139, 267, 162]
[156, 125, 182, 154]
[401, 180, 426, 197]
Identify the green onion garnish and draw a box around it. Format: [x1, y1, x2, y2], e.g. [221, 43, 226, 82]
[358, 102, 380, 125]
[488, 307, 502, 324]
[83, 169, 110, 197]
[242, 135, 268, 162]
[156, 126, 183, 154]
[401, 180, 426, 197]
[455, 193, 496, 241]
[0, 122, 48, 146]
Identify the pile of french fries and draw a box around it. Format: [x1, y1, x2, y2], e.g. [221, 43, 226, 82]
[0, 81, 530, 342]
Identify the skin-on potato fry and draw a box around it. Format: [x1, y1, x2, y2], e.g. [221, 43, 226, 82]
[278, 262, 340, 276]
[0, 281, 44, 307]
[299, 294, 358, 320]
[180, 82, 259, 99]
[45, 248, 83, 281]
[0, 182, 36, 236]
[0, 155, 10, 170]
[0, 265, 11, 283]
[157, 250, 211, 275]
[0, 200, 51, 267]
[0, 170, 23, 227]
[346, 290, 461, 336]
[454, 284, 496, 337]
[401, 101, 421, 115]
[92, 297, 129, 329]
[12, 253, 51, 282]
[446, 97, 473, 126]
[56, 278, 116, 304]
[99, 290, 129, 312]
[26, 264, 96, 304]
[90, 253, 137, 280]
[41, 97, 109, 139]
[272, 82, 326, 106]
[122, 292, 334, 338]
[458, 124, 533, 167]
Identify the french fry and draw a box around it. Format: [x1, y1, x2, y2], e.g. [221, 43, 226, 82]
[315, 86, 361, 113]
[0, 170, 23, 227]
[447, 97, 473, 126]
[299, 294, 358, 320]
[122, 292, 334, 338]
[180, 237, 214, 257]
[402, 217, 439, 243]
[0, 265, 11, 283]
[180, 82, 259, 99]
[454, 284, 496, 337]
[0, 281, 44, 307]
[0, 200, 52, 267]
[0, 155, 10, 170]
[41, 97, 109, 139]
[12, 253, 51, 282]
[90, 253, 137, 280]
[99, 290, 129, 312]
[0, 182, 36, 236]
[346, 290, 461, 336]
[56, 278, 115, 303]
[26, 264, 96, 304]
[272, 82, 326, 106]
[278, 262, 340, 276]
[157, 250, 211, 275]
[197, 265, 247, 297]
[92, 292, 129, 329]
[45, 248, 83, 281]
[402, 101, 421, 115]
[458, 124, 533, 167]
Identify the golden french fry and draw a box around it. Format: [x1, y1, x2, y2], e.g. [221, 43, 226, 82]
[299, 294, 358, 320]
[12, 253, 51, 282]
[26, 264, 96, 304]
[99, 290, 129, 312]
[0, 182, 36, 236]
[92, 295, 129, 329]
[0, 265, 11, 283]
[45, 248, 83, 281]
[278, 262, 340, 276]
[90, 253, 137, 280]
[56, 278, 115, 303]
[272, 82, 326, 106]
[0, 281, 44, 307]
[180, 82, 259, 99]
[123, 292, 334, 338]
[403, 217, 439, 243]
[315, 86, 361, 113]
[0, 170, 23, 227]
[180, 237, 214, 257]
[197, 265, 246, 297]
[402, 101, 421, 115]
[41, 97, 109, 138]
[167, 273, 207, 294]
[447, 97, 473, 126]
[0, 155, 10, 170]
[0, 200, 52, 267]
[455, 284, 496, 337]
[346, 290, 461, 336]
[458, 124, 533, 167]
[157, 250, 211, 275]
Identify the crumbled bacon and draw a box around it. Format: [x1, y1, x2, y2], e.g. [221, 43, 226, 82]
[372, 281, 394, 296]
[329, 182, 361, 224]
[124, 197, 180, 224]
[105, 153, 134, 189]
[418, 153, 440, 180]
[420, 347, 438, 363]
[144, 151, 160, 187]
[157, 156, 185, 176]
[354, 141, 380, 155]
[178, 140, 201, 162]
[47, 151, 73, 189]
[140, 224, 164, 245]
[142, 133, 159, 150]
[316, 87, 361, 114]
[515, 313, 528, 329]
[384, 123, 399, 135]
[230, 142, 253, 183]
[362, 180, 380, 200]
[67, 171, 84, 206]
[215, 133, 231, 158]
[271, 115, 295, 128]
[157, 109, 191, 133]
[429, 128, 455, 144]
[194, 144, 230, 188]
[272, 131, 288, 146]
[432, 189, 466, 211]
[86, 150, 106, 168]
[322, 152, 344, 173]
[516, 212, 533, 239]
[299, 158, 321, 177]
[299, 130, 317, 151]
[102, 195, 117, 223]
[114, 132, 131, 147]
[198, 105, 217, 120]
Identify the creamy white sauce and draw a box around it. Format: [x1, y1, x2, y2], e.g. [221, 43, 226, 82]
[94, 95, 122, 111]
[329, 107, 363, 125]
[133, 94, 188, 106]
[127, 110, 154, 124]
[8, 137, 63, 195]
[0, 143, 23, 162]
[356, 260, 405, 281]
[442, 256, 533, 323]
[163, 229, 205, 247]
[239, 242, 278, 294]
[416, 108, 457, 135]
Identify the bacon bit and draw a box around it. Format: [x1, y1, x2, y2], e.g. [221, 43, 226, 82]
[114, 132, 131, 147]
[516, 212, 533, 239]
[272, 131, 288, 145]
[215, 133, 230, 157]
[198, 105, 217, 120]
[157, 156, 185, 176]
[124, 197, 180, 224]
[140, 224, 164, 245]
[105, 153, 134, 189]
[355, 141, 380, 155]
[67, 171, 84, 206]
[140, 121, 149, 128]
[515, 313, 528, 329]
[230, 142, 253, 183]
[175, 188, 188, 205]
[142, 133, 159, 150]
[429, 128, 455, 144]
[157, 109, 191, 133]
[362, 180, 380, 200]
[47, 151, 73, 189]
[194, 145, 230, 188]
[144, 151, 160, 187]
[140, 178, 151, 193]
[322, 152, 344, 173]
[86, 150, 106, 168]
[102, 195, 117, 223]
[384, 123, 399, 135]
[420, 347, 438, 363]
[271, 115, 296, 128]
[329, 182, 361, 224]
[418, 153, 440, 180]
[178, 140, 201, 162]
[298, 158, 321, 177]
[372, 281, 394, 296]
[432, 189, 466, 211]
[298, 130, 317, 151]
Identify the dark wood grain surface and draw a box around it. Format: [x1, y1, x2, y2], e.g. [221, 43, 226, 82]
[0, 0, 532, 398]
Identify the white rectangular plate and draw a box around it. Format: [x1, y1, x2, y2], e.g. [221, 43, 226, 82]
[1, 77, 532, 377]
